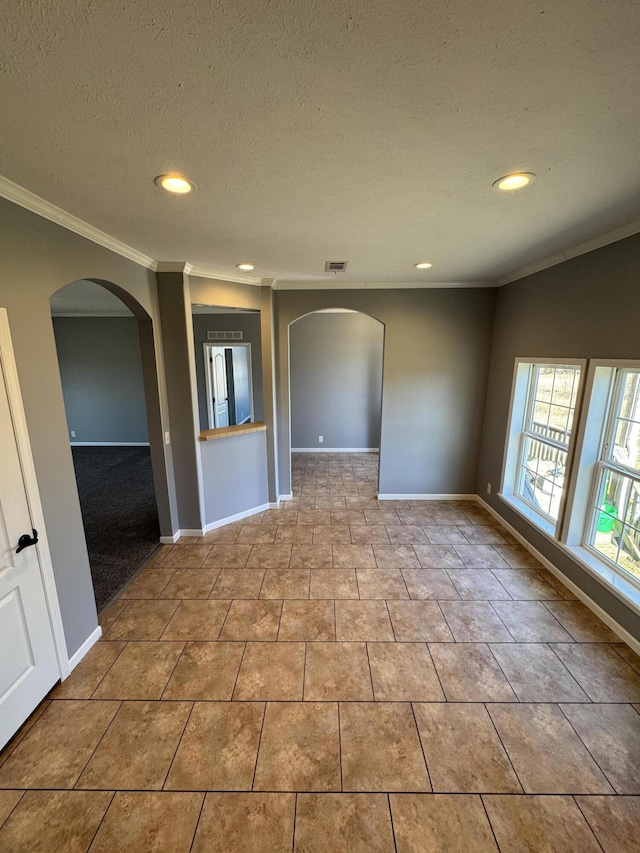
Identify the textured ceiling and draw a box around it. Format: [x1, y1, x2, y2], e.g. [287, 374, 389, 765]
[2, 0, 640, 285]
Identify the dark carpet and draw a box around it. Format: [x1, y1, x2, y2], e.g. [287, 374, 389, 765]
[72, 446, 160, 612]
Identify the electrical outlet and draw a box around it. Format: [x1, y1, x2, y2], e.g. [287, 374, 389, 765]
[318, 435, 324, 443]
[486, 482, 492, 494]
[70, 430, 76, 438]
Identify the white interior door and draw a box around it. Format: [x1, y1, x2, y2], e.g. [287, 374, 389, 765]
[211, 348, 229, 427]
[0, 341, 60, 749]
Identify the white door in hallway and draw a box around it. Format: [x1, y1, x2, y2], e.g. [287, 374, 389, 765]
[0, 320, 60, 749]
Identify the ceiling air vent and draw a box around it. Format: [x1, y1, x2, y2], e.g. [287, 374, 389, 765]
[207, 330, 243, 341]
[325, 261, 348, 272]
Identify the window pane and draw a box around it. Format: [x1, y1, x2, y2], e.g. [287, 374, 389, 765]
[590, 468, 640, 583]
[526, 365, 580, 447]
[517, 437, 566, 520]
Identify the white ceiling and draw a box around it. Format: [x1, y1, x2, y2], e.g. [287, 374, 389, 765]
[2, 0, 640, 286]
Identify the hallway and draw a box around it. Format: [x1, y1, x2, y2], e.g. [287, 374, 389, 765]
[0, 453, 638, 850]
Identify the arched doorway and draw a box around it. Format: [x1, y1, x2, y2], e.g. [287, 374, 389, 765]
[50, 279, 172, 610]
[288, 308, 384, 503]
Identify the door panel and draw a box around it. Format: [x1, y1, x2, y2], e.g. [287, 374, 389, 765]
[0, 355, 60, 748]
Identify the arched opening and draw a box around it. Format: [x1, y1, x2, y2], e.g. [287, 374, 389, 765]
[288, 308, 384, 504]
[49, 279, 171, 611]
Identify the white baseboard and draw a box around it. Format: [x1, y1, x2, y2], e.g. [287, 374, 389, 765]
[292, 447, 379, 453]
[66, 625, 102, 676]
[70, 441, 150, 447]
[279, 493, 293, 501]
[202, 502, 271, 534]
[476, 496, 640, 655]
[159, 533, 180, 544]
[378, 493, 476, 501]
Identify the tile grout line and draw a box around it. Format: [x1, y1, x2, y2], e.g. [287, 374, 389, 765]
[482, 702, 525, 793]
[158, 640, 188, 700]
[0, 789, 25, 830]
[337, 701, 344, 792]
[545, 642, 594, 702]
[84, 789, 116, 852]
[291, 792, 298, 853]
[556, 702, 618, 793]
[387, 792, 399, 853]
[161, 700, 196, 790]
[71, 699, 123, 790]
[230, 641, 248, 700]
[250, 702, 268, 791]
[479, 793, 504, 852]
[187, 791, 208, 853]
[410, 702, 433, 792]
[571, 794, 607, 853]
[86, 641, 129, 700]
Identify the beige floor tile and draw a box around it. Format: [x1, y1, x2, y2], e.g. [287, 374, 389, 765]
[386, 525, 429, 544]
[312, 525, 351, 544]
[88, 791, 203, 853]
[209, 568, 265, 598]
[431, 509, 469, 525]
[234, 642, 305, 700]
[332, 544, 377, 567]
[254, 702, 340, 791]
[192, 792, 295, 853]
[91, 641, 184, 699]
[490, 600, 574, 642]
[120, 568, 175, 599]
[551, 643, 640, 701]
[387, 601, 454, 642]
[315, 496, 348, 509]
[283, 497, 317, 510]
[304, 643, 373, 701]
[438, 601, 513, 642]
[278, 600, 335, 641]
[202, 525, 241, 543]
[414, 703, 520, 793]
[0, 700, 118, 788]
[487, 703, 614, 794]
[459, 526, 507, 545]
[236, 526, 277, 544]
[298, 510, 332, 526]
[294, 793, 395, 853]
[166, 702, 265, 791]
[0, 790, 23, 827]
[370, 545, 419, 570]
[492, 544, 544, 568]
[610, 642, 640, 675]
[310, 569, 359, 599]
[161, 599, 231, 640]
[0, 701, 51, 771]
[560, 703, 640, 794]
[159, 568, 220, 598]
[264, 509, 297, 525]
[363, 510, 400, 526]
[162, 642, 244, 700]
[401, 569, 460, 599]
[368, 643, 444, 701]
[396, 510, 437, 526]
[390, 793, 498, 852]
[483, 794, 602, 853]
[491, 569, 562, 600]
[291, 544, 333, 569]
[161, 544, 212, 568]
[356, 568, 409, 598]
[335, 600, 395, 641]
[446, 569, 511, 600]
[203, 544, 252, 568]
[247, 544, 293, 568]
[77, 700, 191, 790]
[340, 702, 430, 792]
[489, 643, 588, 702]
[576, 795, 640, 853]
[219, 600, 283, 641]
[413, 544, 465, 569]
[51, 641, 126, 699]
[429, 643, 516, 702]
[453, 545, 510, 569]
[331, 510, 367, 525]
[276, 525, 314, 543]
[543, 601, 620, 642]
[537, 568, 578, 599]
[98, 599, 129, 632]
[350, 525, 390, 544]
[260, 568, 310, 598]
[102, 599, 179, 641]
[0, 790, 113, 853]
[424, 526, 468, 545]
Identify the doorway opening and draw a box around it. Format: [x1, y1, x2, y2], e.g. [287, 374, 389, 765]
[204, 342, 254, 428]
[50, 280, 165, 611]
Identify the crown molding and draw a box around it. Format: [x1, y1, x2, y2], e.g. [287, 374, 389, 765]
[499, 218, 640, 286]
[0, 175, 156, 270]
[187, 265, 263, 286]
[271, 280, 496, 290]
[154, 261, 194, 274]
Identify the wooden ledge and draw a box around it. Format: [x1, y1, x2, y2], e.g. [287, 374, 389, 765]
[199, 421, 267, 441]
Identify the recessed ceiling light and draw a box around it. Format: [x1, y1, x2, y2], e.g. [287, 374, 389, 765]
[414, 262, 433, 269]
[236, 263, 255, 271]
[492, 172, 536, 192]
[154, 174, 195, 194]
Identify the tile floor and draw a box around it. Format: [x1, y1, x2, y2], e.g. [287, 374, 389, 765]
[1, 452, 639, 851]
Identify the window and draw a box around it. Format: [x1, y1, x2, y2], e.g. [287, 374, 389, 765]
[586, 368, 640, 583]
[501, 360, 583, 533]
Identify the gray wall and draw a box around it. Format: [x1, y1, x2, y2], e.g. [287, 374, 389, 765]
[0, 197, 172, 657]
[192, 312, 263, 431]
[201, 432, 269, 524]
[477, 232, 640, 639]
[290, 312, 383, 449]
[53, 317, 149, 443]
[275, 289, 496, 497]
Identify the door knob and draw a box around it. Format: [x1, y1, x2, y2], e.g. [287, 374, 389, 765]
[16, 529, 38, 553]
